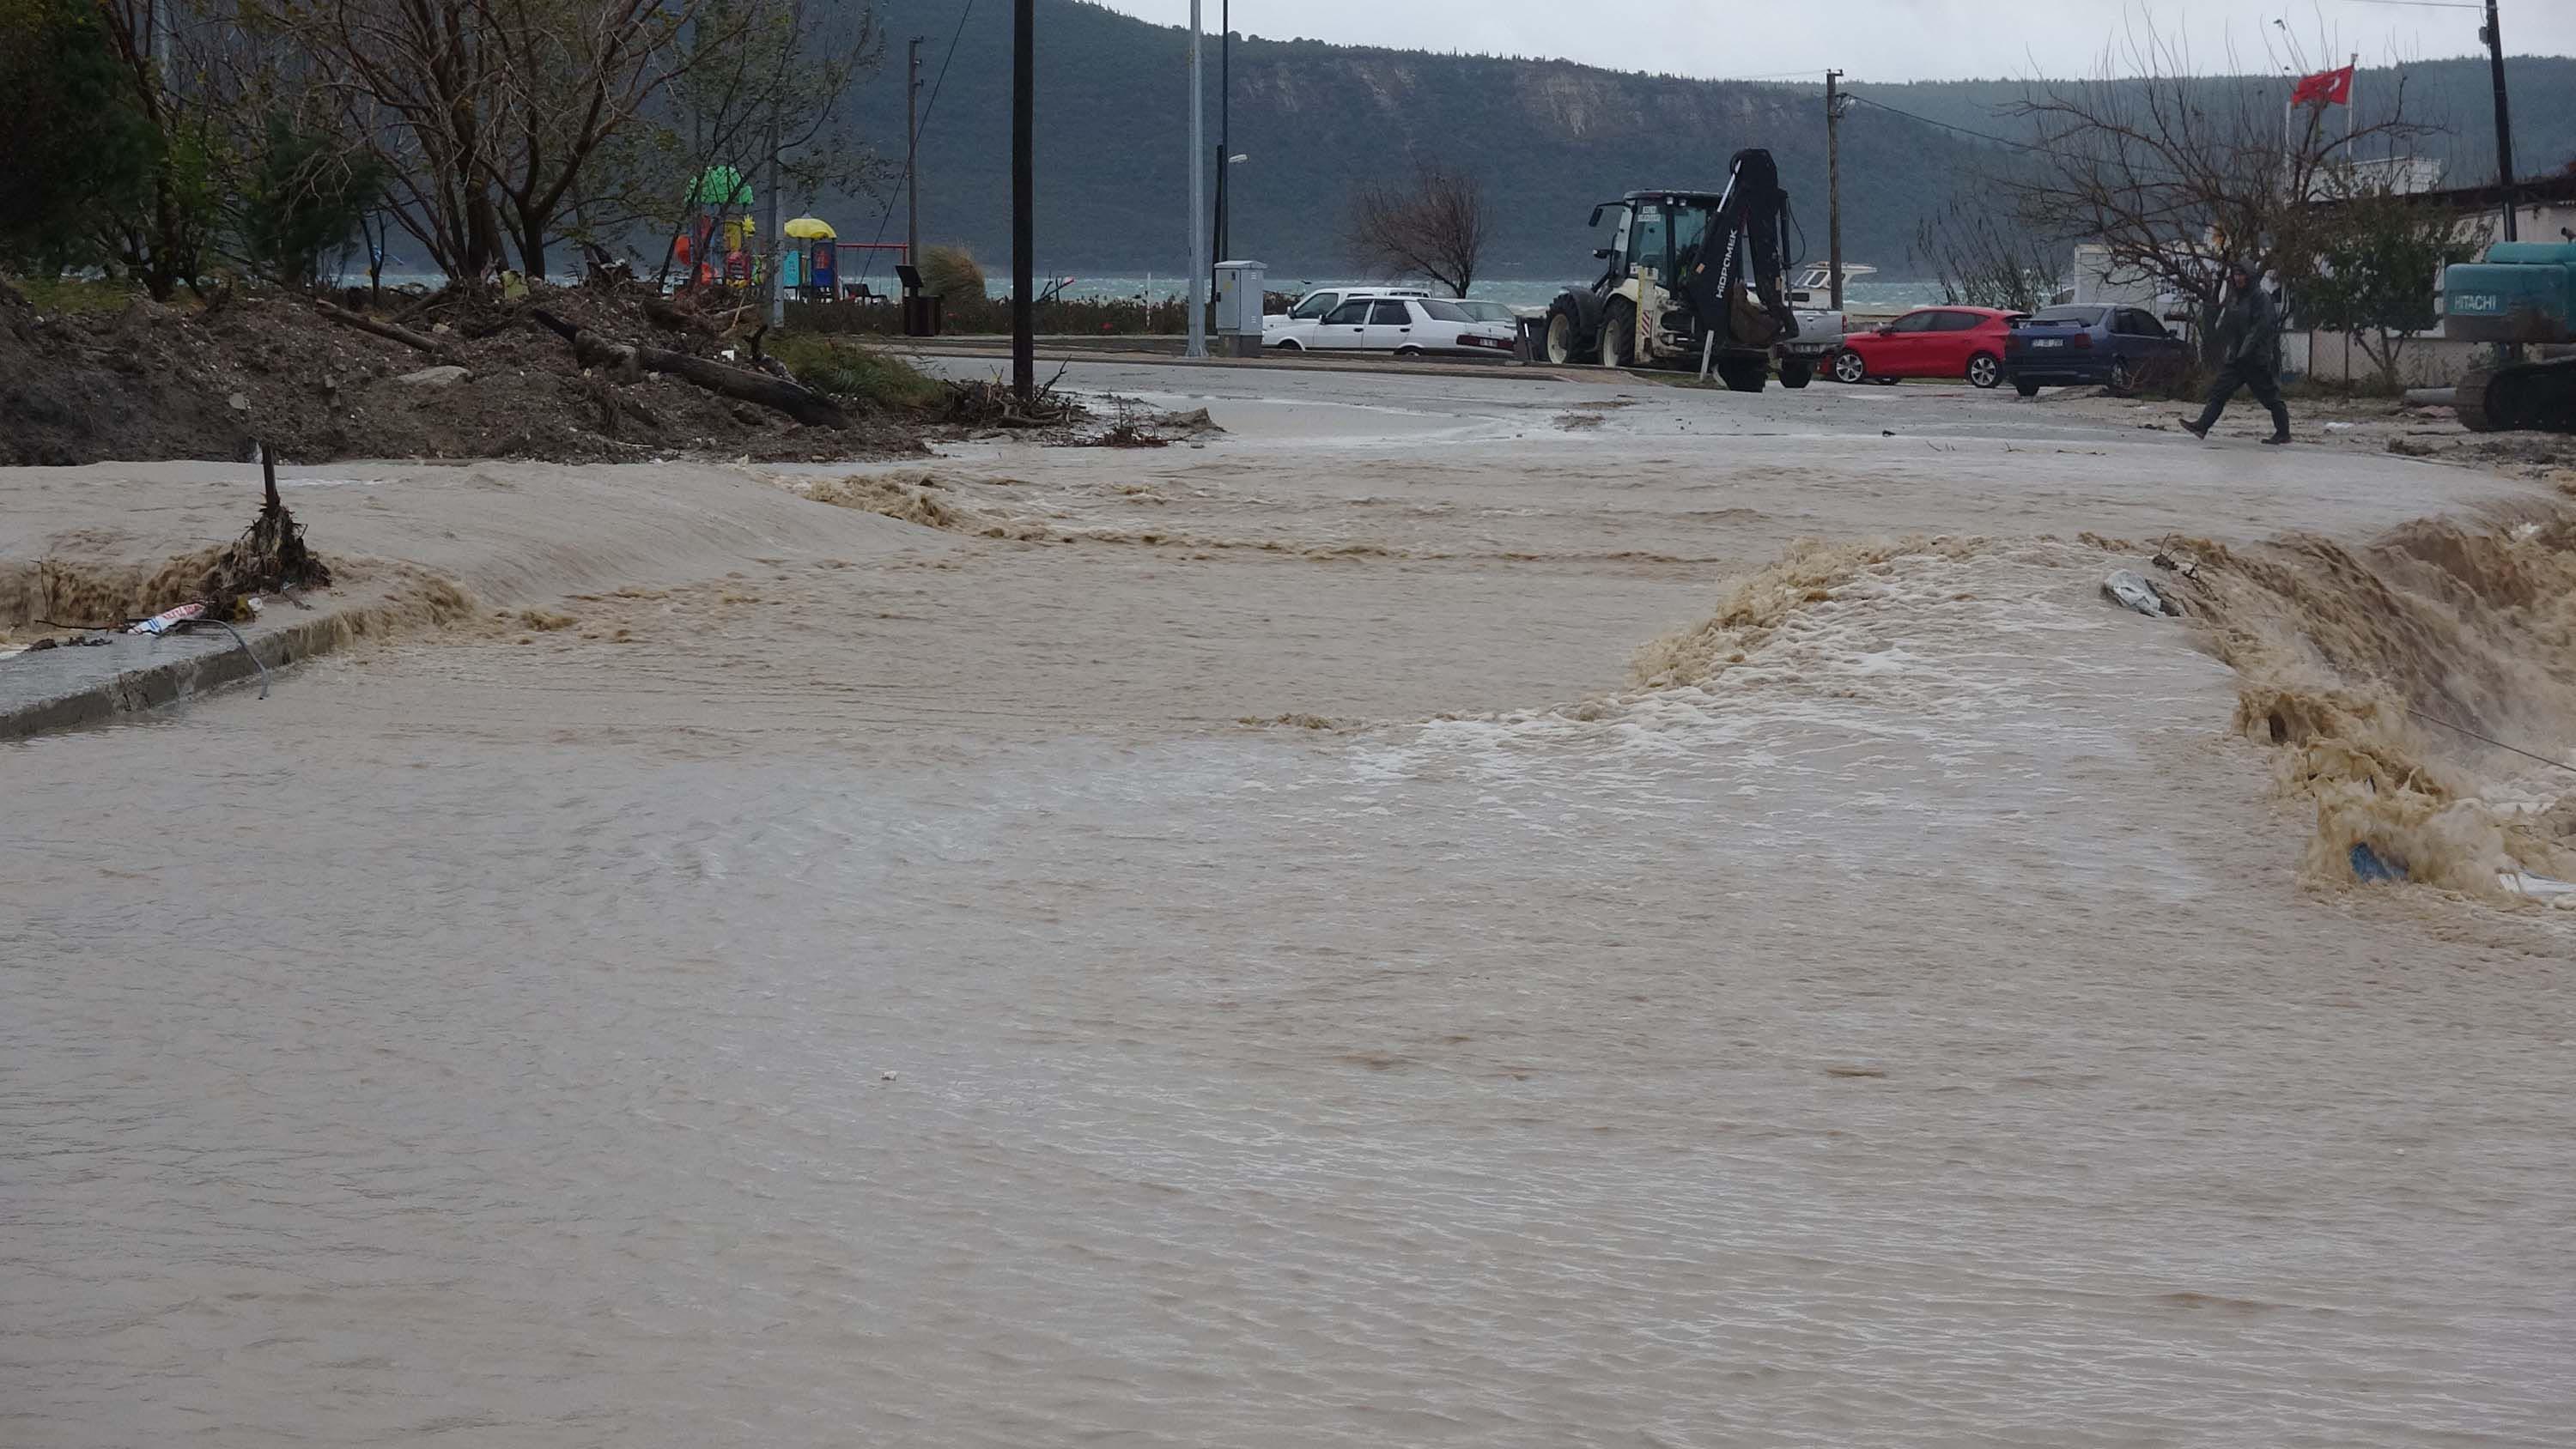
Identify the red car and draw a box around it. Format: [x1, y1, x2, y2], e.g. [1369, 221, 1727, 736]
[1831, 306, 2022, 389]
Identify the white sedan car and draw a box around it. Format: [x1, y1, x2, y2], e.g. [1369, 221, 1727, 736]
[1264, 286, 1428, 348]
[1271, 296, 1516, 357]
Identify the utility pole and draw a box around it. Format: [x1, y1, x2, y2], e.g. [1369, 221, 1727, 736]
[2482, 0, 2517, 241]
[1215, 0, 1231, 270]
[764, 114, 782, 325]
[1186, 2, 1206, 359]
[1012, 0, 1034, 400]
[1825, 70, 1845, 314]
[907, 36, 924, 266]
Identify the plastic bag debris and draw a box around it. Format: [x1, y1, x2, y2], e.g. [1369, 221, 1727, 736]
[2102, 570, 2178, 617]
[128, 603, 207, 636]
[2349, 843, 2407, 883]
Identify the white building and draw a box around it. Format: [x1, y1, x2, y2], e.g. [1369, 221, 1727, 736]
[2285, 171, 2576, 386]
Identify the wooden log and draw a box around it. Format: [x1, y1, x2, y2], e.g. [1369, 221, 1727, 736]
[313, 300, 445, 355]
[528, 308, 848, 428]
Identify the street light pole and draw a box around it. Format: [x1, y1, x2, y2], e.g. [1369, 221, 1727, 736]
[1216, 0, 1230, 268]
[1187, 1, 1206, 359]
[1012, 0, 1034, 400]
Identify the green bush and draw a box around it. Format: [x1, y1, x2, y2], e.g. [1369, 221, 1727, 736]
[768, 334, 946, 410]
[918, 244, 985, 300]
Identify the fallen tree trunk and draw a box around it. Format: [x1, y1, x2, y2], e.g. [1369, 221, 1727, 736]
[313, 300, 446, 355]
[528, 308, 848, 428]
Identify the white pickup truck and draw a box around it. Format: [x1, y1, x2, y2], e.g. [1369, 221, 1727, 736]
[1782, 263, 1874, 368]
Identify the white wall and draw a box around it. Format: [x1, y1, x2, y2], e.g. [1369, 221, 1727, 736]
[2284, 330, 2489, 387]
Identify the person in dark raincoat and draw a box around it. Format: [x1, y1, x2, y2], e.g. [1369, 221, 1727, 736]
[2182, 259, 2291, 445]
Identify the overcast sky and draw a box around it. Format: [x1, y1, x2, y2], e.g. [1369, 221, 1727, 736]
[1091, 1, 2575, 83]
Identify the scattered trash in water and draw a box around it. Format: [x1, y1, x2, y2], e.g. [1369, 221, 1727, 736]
[2500, 872, 2576, 902]
[2101, 569, 2178, 617]
[2349, 843, 2408, 883]
[2150, 549, 2200, 579]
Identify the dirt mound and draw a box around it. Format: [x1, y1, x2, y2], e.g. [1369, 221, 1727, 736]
[0, 280, 927, 467]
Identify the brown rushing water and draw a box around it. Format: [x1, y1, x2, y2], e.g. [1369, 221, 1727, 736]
[6, 368, 2573, 1446]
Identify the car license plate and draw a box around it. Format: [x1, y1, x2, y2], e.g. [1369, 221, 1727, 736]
[2032, 338, 2063, 348]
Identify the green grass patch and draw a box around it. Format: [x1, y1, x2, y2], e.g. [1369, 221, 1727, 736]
[769, 334, 946, 411]
[7, 273, 148, 315]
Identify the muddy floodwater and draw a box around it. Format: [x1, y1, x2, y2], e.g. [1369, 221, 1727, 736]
[6, 366, 2573, 1446]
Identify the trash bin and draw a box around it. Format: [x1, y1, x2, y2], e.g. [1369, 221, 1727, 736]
[896, 264, 941, 338]
[1213, 259, 1267, 358]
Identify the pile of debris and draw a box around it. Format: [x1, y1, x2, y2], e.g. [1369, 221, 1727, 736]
[0, 278, 927, 467]
[940, 367, 1090, 430]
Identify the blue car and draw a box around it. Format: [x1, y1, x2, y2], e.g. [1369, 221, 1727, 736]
[2003, 304, 2192, 396]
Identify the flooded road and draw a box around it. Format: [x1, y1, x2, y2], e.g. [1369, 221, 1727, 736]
[6, 366, 2573, 1445]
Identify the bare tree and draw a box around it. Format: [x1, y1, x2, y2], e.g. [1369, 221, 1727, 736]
[254, 0, 742, 280]
[1346, 162, 1490, 298]
[1911, 197, 2061, 313]
[1995, 19, 2432, 361]
[88, 0, 228, 300]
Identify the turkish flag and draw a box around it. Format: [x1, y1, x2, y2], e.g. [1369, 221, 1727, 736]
[2291, 64, 2355, 106]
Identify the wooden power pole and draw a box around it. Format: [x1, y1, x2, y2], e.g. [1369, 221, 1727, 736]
[2482, 0, 2517, 241]
[1826, 70, 1845, 314]
[1012, 0, 1034, 400]
[907, 37, 924, 265]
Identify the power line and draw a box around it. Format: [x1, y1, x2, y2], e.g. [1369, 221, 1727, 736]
[1841, 88, 2257, 187]
[2406, 708, 2576, 776]
[1704, 66, 1840, 82]
[1843, 92, 2054, 155]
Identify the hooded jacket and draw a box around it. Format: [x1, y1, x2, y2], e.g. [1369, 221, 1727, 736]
[2218, 277, 2281, 369]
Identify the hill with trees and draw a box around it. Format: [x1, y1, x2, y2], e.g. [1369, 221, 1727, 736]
[835, 1, 2575, 288]
[840, 0, 1991, 284]
[1833, 57, 2576, 193]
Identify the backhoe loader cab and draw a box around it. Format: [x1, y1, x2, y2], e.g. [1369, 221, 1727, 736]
[1542, 151, 1807, 391]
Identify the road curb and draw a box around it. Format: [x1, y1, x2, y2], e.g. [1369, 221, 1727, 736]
[887, 343, 1594, 385]
[0, 595, 370, 742]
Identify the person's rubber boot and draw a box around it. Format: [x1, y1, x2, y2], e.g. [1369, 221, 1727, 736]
[2261, 431, 2290, 446]
[2178, 416, 2209, 440]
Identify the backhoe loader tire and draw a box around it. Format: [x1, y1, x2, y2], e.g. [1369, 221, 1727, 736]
[1600, 299, 1636, 369]
[1544, 295, 1593, 366]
